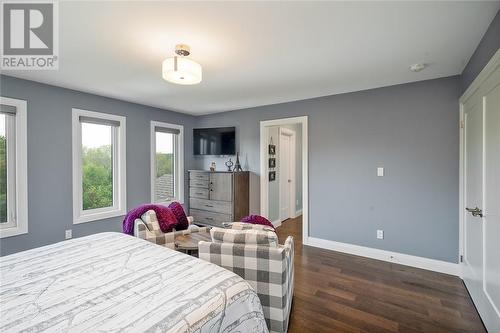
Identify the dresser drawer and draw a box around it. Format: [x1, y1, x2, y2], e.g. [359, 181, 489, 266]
[189, 179, 209, 188]
[189, 187, 209, 199]
[190, 198, 232, 215]
[189, 172, 209, 181]
[190, 209, 233, 227]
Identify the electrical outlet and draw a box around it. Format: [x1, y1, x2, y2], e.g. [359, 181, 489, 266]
[377, 229, 384, 239]
[65, 229, 72, 239]
[377, 167, 384, 177]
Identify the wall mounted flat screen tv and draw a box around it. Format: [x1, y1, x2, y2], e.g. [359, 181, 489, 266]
[193, 127, 236, 155]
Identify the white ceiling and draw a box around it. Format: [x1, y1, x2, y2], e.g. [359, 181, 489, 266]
[4, 1, 499, 115]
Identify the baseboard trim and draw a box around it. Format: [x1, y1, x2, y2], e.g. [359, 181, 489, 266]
[304, 236, 460, 277]
[272, 220, 282, 228]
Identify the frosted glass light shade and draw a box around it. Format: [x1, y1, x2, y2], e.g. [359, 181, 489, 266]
[162, 56, 202, 85]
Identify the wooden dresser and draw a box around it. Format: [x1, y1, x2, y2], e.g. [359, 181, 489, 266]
[188, 170, 249, 227]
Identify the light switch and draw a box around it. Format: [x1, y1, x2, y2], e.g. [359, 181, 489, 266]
[377, 167, 384, 177]
[377, 230, 384, 239]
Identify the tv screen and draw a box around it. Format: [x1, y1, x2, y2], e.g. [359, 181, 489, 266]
[193, 127, 236, 155]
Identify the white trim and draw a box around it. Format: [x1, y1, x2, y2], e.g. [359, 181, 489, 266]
[305, 236, 460, 276]
[278, 127, 296, 221]
[0, 97, 28, 238]
[150, 121, 184, 205]
[72, 108, 127, 224]
[272, 219, 282, 228]
[260, 116, 308, 245]
[459, 102, 465, 271]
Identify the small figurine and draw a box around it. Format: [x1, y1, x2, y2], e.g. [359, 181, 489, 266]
[210, 162, 216, 172]
[225, 158, 234, 172]
[233, 152, 243, 172]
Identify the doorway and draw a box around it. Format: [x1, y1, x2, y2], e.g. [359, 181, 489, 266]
[260, 116, 308, 243]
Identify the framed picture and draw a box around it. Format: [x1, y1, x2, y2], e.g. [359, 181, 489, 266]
[268, 158, 276, 168]
[269, 171, 276, 181]
[268, 144, 276, 155]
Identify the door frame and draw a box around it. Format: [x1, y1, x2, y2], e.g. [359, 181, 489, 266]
[260, 116, 308, 243]
[278, 127, 296, 222]
[459, 49, 500, 276]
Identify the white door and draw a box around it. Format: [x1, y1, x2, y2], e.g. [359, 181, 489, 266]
[279, 128, 294, 221]
[461, 51, 500, 332]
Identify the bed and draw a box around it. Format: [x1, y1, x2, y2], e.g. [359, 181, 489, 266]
[0, 232, 268, 333]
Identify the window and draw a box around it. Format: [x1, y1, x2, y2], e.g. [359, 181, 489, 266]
[151, 121, 183, 204]
[72, 109, 126, 224]
[0, 97, 28, 238]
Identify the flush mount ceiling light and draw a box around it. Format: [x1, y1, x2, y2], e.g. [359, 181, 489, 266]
[409, 63, 426, 72]
[162, 44, 202, 85]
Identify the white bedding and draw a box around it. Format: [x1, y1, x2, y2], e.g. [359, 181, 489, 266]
[0, 232, 268, 333]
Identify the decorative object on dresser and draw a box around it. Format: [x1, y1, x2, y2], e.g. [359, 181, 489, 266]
[189, 170, 249, 227]
[233, 152, 243, 172]
[225, 158, 234, 171]
[210, 161, 216, 172]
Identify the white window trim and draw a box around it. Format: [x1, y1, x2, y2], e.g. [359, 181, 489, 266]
[72, 108, 126, 224]
[0, 97, 28, 238]
[150, 121, 184, 205]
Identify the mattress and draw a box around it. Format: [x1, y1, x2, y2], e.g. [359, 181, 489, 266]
[0, 232, 268, 333]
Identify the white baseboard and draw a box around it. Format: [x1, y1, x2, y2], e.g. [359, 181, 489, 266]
[272, 220, 282, 228]
[304, 236, 460, 277]
[294, 209, 303, 217]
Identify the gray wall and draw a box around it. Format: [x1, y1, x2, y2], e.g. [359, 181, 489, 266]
[461, 10, 500, 92]
[195, 76, 461, 263]
[0, 75, 196, 255]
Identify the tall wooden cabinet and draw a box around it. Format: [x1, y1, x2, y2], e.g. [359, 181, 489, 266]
[188, 170, 249, 227]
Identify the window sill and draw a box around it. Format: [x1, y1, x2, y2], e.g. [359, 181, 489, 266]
[74, 208, 126, 225]
[154, 199, 184, 206]
[0, 224, 28, 238]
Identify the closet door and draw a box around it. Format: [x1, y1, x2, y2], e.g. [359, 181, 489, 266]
[461, 50, 500, 332]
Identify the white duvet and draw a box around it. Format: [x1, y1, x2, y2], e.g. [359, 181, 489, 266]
[0, 232, 268, 333]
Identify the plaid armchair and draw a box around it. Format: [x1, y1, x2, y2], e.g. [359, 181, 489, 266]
[133, 212, 209, 249]
[198, 223, 294, 333]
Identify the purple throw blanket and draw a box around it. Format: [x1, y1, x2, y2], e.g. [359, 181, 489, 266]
[122, 204, 176, 235]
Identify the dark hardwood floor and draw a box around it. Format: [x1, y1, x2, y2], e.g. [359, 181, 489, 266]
[275, 216, 486, 333]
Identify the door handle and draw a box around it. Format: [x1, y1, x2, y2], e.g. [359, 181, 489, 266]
[466, 207, 483, 218]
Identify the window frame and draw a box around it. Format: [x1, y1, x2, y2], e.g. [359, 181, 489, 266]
[150, 121, 184, 205]
[0, 97, 28, 238]
[72, 108, 126, 224]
